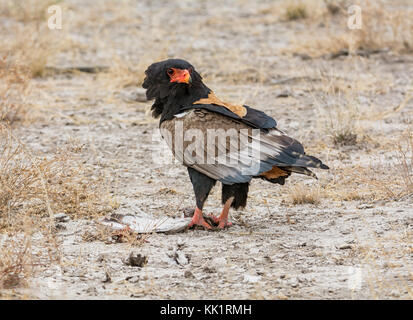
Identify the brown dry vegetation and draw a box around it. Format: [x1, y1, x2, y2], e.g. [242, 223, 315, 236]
[0, 57, 30, 123]
[286, 0, 413, 57]
[287, 182, 321, 205]
[0, 123, 117, 291]
[0, 1, 118, 292]
[0, 0, 68, 77]
[0, 125, 117, 223]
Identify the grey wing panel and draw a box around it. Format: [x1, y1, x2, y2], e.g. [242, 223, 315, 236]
[161, 109, 326, 185]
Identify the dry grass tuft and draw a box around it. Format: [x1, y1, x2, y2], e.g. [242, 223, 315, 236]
[259, 0, 328, 24]
[285, 3, 308, 21]
[0, 213, 61, 291]
[0, 125, 117, 228]
[0, 124, 118, 290]
[0, 221, 58, 290]
[82, 225, 149, 247]
[324, 0, 346, 16]
[0, 232, 33, 289]
[332, 131, 358, 147]
[311, 71, 361, 147]
[0, 0, 57, 22]
[287, 182, 321, 205]
[4, 24, 64, 78]
[0, 1, 68, 78]
[324, 129, 413, 202]
[0, 56, 31, 123]
[395, 129, 413, 196]
[289, 1, 413, 57]
[351, 1, 413, 54]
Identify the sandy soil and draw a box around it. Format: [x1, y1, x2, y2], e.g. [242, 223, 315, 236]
[2, 0, 412, 299]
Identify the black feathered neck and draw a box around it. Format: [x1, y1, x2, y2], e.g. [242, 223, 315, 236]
[158, 82, 210, 123]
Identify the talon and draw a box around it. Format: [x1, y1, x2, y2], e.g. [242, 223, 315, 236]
[207, 213, 232, 228]
[218, 220, 232, 229]
[207, 213, 220, 224]
[188, 207, 213, 230]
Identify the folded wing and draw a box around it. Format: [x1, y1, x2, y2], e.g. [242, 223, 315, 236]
[161, 108, 328, 185]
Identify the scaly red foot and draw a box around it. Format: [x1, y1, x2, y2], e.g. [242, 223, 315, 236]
[207, 213, 233, 229]
[187, 207, 213, 230]
[207, 197, 234, 229]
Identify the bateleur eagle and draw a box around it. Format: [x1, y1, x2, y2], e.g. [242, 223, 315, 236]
[143, 59, 328, 230]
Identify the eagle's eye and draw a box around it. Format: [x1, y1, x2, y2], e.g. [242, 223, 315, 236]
[166, 68, 174, 76]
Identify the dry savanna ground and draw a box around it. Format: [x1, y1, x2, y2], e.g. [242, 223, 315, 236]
[0, 0, 412, 299]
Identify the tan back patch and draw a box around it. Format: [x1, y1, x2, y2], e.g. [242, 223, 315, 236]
[194, 92, 247, 118]
[261, 166, 289, 179]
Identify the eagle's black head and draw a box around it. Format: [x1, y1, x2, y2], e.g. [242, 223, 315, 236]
[142, 59, 208, 120]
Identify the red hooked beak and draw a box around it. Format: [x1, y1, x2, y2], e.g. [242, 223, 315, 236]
[168, 68, 191, 84]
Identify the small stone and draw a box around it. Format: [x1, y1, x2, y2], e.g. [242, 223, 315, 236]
[54, 213, 70, 223]
[103, 271, 112, 283]
[55, 223, 67, 230]
[357, 204, 373, 209]
[125, 276, 140, 283]
[277, 90, 290, 98]
[338, 244, 352, 250]
[184, 270, 195, 278]
[243, 274, 261, 283]
[125, 252, 148, 267]
[390, 290, 400, 298]
[289, 278, 299, 288]
[168, 250, 189, 266]
[203, 267, 216, 274]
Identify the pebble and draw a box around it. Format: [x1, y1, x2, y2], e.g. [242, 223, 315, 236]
[243, 274, 261, 283]
[125, 252, 148, 267]
[54, 213, 70, 223]
[184, 270, 195, 278]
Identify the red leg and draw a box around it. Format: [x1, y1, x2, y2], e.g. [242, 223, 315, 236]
[188, 207, 212, 230]
[209, 197, 234, 229]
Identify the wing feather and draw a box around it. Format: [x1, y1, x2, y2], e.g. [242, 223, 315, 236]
[161, 109, 328, 185]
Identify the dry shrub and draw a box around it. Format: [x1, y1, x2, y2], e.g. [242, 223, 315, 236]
[259, 0, 327, 23]
[0, 0, 56, 22]
[328, 103, 359, 147]
[311, 71, 361, 147]
[329, 166, 393, 201]
[0, 1, 67, 77]
[325, 131, 413, 202]
[0, 234, 33, 289]
[324, 0, 347, 16]
[0, 56, 31, 123]
[395, 129, 413, 196]
[350, 1, 413, 54]
[0, 124, 117, 290]
[0, 217, 60, 290]
[289, 0, 413, 57]
[3, 24, 64, 78]
[285, 2, 308, 21]
[0, 125, 117, 228]
[82, 225, 149, 247]
[287, 182, 321, 205]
